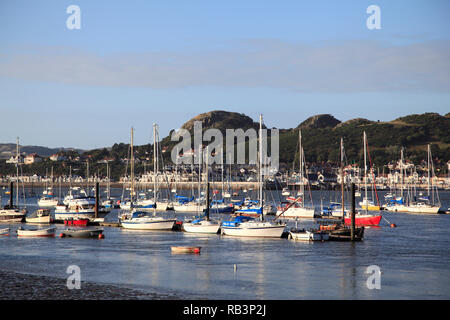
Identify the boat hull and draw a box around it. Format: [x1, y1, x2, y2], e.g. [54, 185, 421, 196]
[25, 216, 52, 224]
[17, 227, 56, 237]
[289, 230, 329, 241]
[222, 222, 285, 238]
[121, 218, 176, 230]
[276, 207, 315, 219]
[344, 214, 382, 226]
[183, 220, 220, 234]
[0, 209, 25, 223]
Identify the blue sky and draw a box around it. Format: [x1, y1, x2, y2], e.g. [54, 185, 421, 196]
[0, 0, 449, 149]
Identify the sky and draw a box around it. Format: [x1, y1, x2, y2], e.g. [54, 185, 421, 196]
[0, 0, 449, 149]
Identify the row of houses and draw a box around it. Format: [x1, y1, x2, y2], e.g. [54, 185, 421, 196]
[5, 153, 68, 165]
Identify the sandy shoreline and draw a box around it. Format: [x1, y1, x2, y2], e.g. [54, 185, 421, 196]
[0, 270, 185, 300]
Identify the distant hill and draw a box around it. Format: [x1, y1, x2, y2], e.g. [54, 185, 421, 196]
[297, 114, 341, 129]
[1, 111, 449, 173]
[181, 110, 263, 132]
[0, 144, 84, 159]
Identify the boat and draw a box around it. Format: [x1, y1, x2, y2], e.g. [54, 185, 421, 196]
[183, 149, 221, 234]
[171, 246, 201, 254]
[289, 228, 329, 241]
[25, 208, 52, 224]
[120, 211, 176, 230]
[64, 218, 90, 226]
[0, 228, 10, 236]
[0, 182, 26, 223]
[60, 228, 104, 238]
[120, 125, 177, 231]
[276, 131, 315, 219]
[327, 225, 364, 241]
[383, 145, 442, 214]
[344, 213, 382, 227]
[221, 115, 286, 238]
[37, 194, 59, 207]
[16, 226, 56, 238]
[54, 197, 96, 221]
[358, 132, 381, 211]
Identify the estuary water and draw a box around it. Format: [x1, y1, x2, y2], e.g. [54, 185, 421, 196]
[0, 188, 449, 300]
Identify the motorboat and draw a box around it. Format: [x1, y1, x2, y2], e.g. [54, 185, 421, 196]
[25, 209, 52, 224]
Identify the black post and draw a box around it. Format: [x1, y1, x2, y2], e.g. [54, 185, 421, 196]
[351, 182, 356, 241]
[95, 182, 99, 219]
[9, 181, 13, 207]
[205, 181, 210, 221]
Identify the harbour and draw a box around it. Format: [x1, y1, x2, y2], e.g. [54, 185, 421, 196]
[1, 187, 449, 300]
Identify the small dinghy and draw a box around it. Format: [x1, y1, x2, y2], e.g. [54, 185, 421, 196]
[171, 246, 201, 254]
[60, 228, 104, 238]
[288, 228, 329, 241]
[16, 226, 56, 238]
[0, 228, 10, 236]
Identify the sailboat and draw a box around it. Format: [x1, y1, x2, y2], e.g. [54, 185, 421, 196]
[221, 114, 286, 238]
[358, 132, 381, 211]
[183, 146, 221, 234]
[276, 130, 315, 219]
[0, 138, 26, 223]
[173, 145, 207, 213]
[327, 137, 381, 227]
[38, 167, 59, 207]
[120, 125, 177, 230]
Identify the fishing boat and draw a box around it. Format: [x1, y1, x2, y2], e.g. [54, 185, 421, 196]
[38, 169, 59, 207]
[221, 115, 286, 238]
[60, 228, 104, 238]
[16, 226, 56, 238]
[171, 246, 201, 254]
[25, 208, 52, 224]
[0, 228, 10, 236]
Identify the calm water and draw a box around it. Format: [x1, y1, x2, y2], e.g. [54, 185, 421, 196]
[1, 187, 449, 299]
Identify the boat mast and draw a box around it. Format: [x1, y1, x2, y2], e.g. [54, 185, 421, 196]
[16, 137, 19, 207]
[130, 127, 134, 205]
[198, 144, 202, 212]
[363, 131, 368, 213]
[427, 144, 431, 199]
[299, 130, 304, 208]
[341, 137, 345, 218]
[153, 124, 157, 211]
[205, 145, 210, 221]
[259, 114, 264, 221]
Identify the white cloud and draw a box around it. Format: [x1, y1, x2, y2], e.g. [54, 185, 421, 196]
[0, 39, 449, 92]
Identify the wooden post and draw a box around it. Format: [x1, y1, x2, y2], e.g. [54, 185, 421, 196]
[95, 182, 99, 219]
[9, 181, 13, 207]
[351, 182, 356, 241]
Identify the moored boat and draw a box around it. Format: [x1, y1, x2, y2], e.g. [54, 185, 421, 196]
[16, 226, 56, 238]
[171, 246, 201, 254]
[25, 209, 52, 224]
[60, 228, 104, 238]
[288, 228, 329, 241]
[0, 228, 10, 236]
